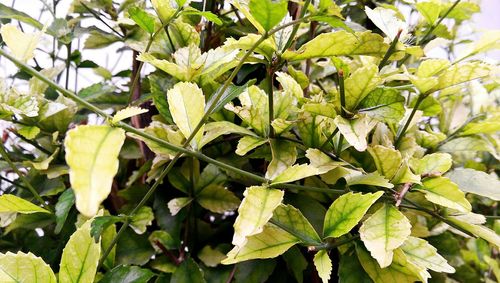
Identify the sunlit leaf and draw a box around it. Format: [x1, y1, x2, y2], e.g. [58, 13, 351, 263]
[266, 139, 297, 180]
[334, 115, 377, 152]
[235, 136, 267, 156]
[415, 1, 442, 25]
[359, 88, 405, 124]
[415, 177, 471, 213]
[0, 194, 50, 214]
[197, 185, 241, 214]
[0, 252, 56, 283]
[112, 106, 148, 124]
[365, 7, 407, 40]
[130, 206, 154, 234]
[271, 204, 321, 244]
[248, 0, 287, 32]
[447, 217, 500, 248]
[409, 153, 452, 175]
[313, 250, 332, 283]
[400, 236, 455, 273]
[446, 168, 500, 201]
[0, 24, 42, 62]
[65, 125, 125, 217]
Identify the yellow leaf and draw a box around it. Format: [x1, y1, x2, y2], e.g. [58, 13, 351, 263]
[112, 106, 148, 124]
[0, 24, 41, 63]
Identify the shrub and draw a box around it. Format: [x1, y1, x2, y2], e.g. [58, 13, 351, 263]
[0, 0, 499, 282]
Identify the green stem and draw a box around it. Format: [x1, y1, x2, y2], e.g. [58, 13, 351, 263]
[267, 65, 275, 138]
[394, 94, 425, 148]
[432, 113, 486, 152]
[338, 69, 346, 117]
[378, 29, 402, 70]
[320, 128, 339, 150]
[65, 43, 71, 89]
[281, 0, 311, 53]
[309, 234, 360, 251]
[0, 143, 50, 211]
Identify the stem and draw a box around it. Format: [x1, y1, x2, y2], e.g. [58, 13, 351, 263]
[65, 43, 71, 89]
[0, 143, 50, 211]
[338, 69, 346, 117]
[320, 128, 339, 150]
[309, 235, 360, 251]
[281, 0, 311, 53]
[433, 113, 486, 151]
[80, 2, 124, 38]
[394, 94, 425, 148]
[267, 65, 275, 138]
[378, 29, 402, 70]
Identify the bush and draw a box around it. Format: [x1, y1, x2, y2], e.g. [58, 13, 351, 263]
[0, 0, 499, 282]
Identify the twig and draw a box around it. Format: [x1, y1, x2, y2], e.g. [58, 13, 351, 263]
[378, 29, 402, 70]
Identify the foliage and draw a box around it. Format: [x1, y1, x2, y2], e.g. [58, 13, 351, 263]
[0, 0, 499, 282]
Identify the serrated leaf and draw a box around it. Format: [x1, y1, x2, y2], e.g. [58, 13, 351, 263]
[334, 115, 377, 152]
[130, 206, 154, 234]
[248, 0, 287, 32]
[235, 136, 267, 156]
[168, 197, 192, 216]
[360, 204, 412, 268]
[65, 125, 126, 217]
[461, 115, 500, 135]
[59, 218, 101, 283]
[409, 153, 452, 175]
[197, 185, 240, 214]
[0, 194, 50, 214]
[414, 177, 471, 213]
[129, 6, 156, 34]
[305, 148, 345, 173]
[171, 258, 206, 283]
[356, 243, 420, 283]
[232, 186, 284, 247]
[400, 236, 455, 273]
[151, 0, 176, 23]
[346, 172, 394, 188]
[415, 1, 442, 25]
[222, 223, 298, 264]
[99, 265, 156, 283]
[225, 85, 269, 136]
[365, 7, 407, 40]
[282, 31, 388, 61]
[0, 24, 41, 63]
[324, 191, 383, 238]
[167, 82, 205, 149]
[314, 250, 332, 283]
[0, 252, 56, 283]
[266, 139, 297, 180]
[446, 168, 500, 201]
[0, 82, 39, 119]
[276, 71, 303, 99]
[359, 88, 405, 124]
[271, 204, 321, 244]
[344, 64, 382, 111]
[206, 82, 250, 116]
[55, 189, 75, 234]
[112, 107, 148, 123]
[149, 230, 178, 251]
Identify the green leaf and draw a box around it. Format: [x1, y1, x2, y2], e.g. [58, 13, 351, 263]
[446, 217, 500, 249]
[171, 258, 206, 283]
[323, 191, 383, 238]
[55, 189, 75, 234]
[484, 256, 500, 281]
[334, 115, 377, 152]
[0, 3, 43, 29]
[415, 1, 442, 25]
[197, 185, 241, 214]
[149, 230, 178, 251]
[0, 252, 56, 283]
[271, 204, 321, 245]
[344, 63, 381, 111]
[271, 164, 320, 185]
[439, 136, 498, 158]
[84, 30, 121, 49]
[225, 85, 269, 136]
[64, 125, 126, 217]
[410, 96, 441, 116]
[151, 0, 176, 23]
[91, 216, 125, 241]
[99, 265, 156, 283]
[197, 245, 226, 267]
[282, 247, 308, 283]
[414, 177, 471, 213]
[400, 236, 455, 273]
[167, 82, 205, 149]
[200, 121, 256, 148]
[206, 82, 250, 116]
[236, 136, 267, 156]
[282, 31, 388, 61]
[359, 204, 412, 267]
[313, 250, 332, 283]
[409, 153, 452, 175]
[222, 223, 298, 264]
[356, 243, 420, 283]
[232, 186, 284, 247]
[266, 140, 297, 180]
[305, 149, 345, 173]
[461, 115, 500, 135]
[17, 125, 40, 139]
[59, 218, 101, 283]
[345, 172, 394, 188]
[0, 194, 50, 214]
[0, 82, 39, 119]
[112, 106, 148, 123]
[416, 59, 450, 78]
[184, 9, 223, 25]
[149, 74, 174, 124]
[130, 206, 154, 234]
[129, 7, 156, 34]
[248, 0, 287, 32]
[446, 168, 500, 201]
[167, 197, 192, 216]
[359, 88, 405, 124]
[367, 145, 401, 181]
[365, 7, 407, 40]
[0, 24, 42, 63]
[338, 250, 372, 283]
[435, 62, 491, 92]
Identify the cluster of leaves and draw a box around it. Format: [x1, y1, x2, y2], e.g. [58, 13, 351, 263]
[0, 0, 499, 282]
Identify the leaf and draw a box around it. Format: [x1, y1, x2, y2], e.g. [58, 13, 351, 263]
[167, 82, 205, 149]
[314, 250, 332, 283]
[91, 216, 125, 241]
[112, 106, 148, 123]
[0, 252, 56, 283]
[167, 197, 192, 216]
[458, 30, 500, 60]
[415, 1, 442, 25]
[234, 259, 277, 283]
[55, 189, 75, 234]
[439, 136, 498, 158]
[200, 121, 256, 148]
[409, 153, 452, 175]
[305, 148, 345, 173]
[248, 0, 287, 32]
[271, 164, 320, 185]
[149, 74, 174, 124]
[17, 125, 40, 139]
[271, 204, 321, 245]
[197, 185, 241, 214]
[149, 230, 178, 251]
[232, 186, 284, 247]
[345, 172, 394, 188]
[0, 3, 43, 29]
[236, 136, 267, 156]
[359, 204, 412, 268]
[334, 115, 377, 152]
[129, 6, 156, 34]
[282, 31, 388, 61]
[367, 145, 402, 180]
[99, 265, 156, 283]
[59, 218, 101, 283]
[338, 250, 372, 283]
[435, 62, 491, 91]
[0, 24, 41, 62]
[184, 9, 223, 25]
[323, 191, 383, 238]
[84, 30, 121, 49]
[461, 115, 500, 135]
[206, 82, 250, 116]
[446, 217, 500, 248]
[344, 64, 382, 110]
[446, 168, 500, 201]
[65, 125, 126, 217]
[222, 224, 298, 264]
[359, 88, 405, 124]
[356, 243, 420, 283]
[171, 258, 206, 283]
[0, 83, 39, 119]
[484, 256, 500, 281]
[130, 206, 154, 234]
[0, 194, 50, 214]
[400, 236, 455, 273]
[198, 245, 226, 267]
[225, 85, 269, 136]
[266, 139, 297, 180]
[282, 247, 308, 283]
[151, 0, 176, 23]
[414, 177, 471, 213]
[416, 59, 450, 78]
[365, 7, 407, 40]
